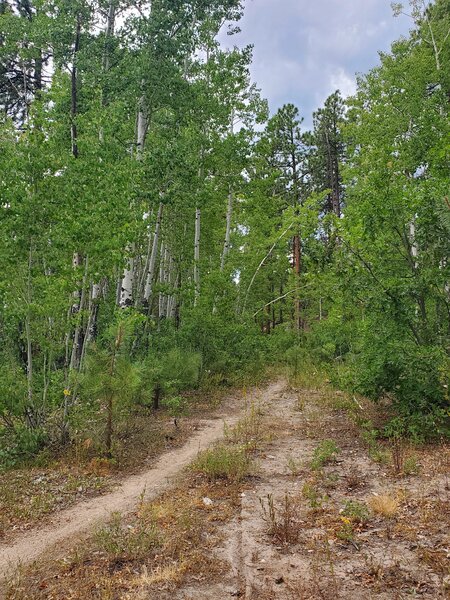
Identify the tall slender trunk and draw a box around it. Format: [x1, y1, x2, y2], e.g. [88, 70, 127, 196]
[71, 15, 81, 158]
[144, 202, 164, 308]
[136, 234, 153, 307]
[136, 97, 147, 159]
[119, 251, 134, 307]
[221, 188, 233, 271]
[194, 207, 201, 306]
[291, 143, 302, 331]
[293, 234, 301, 330]
[80, 281, 101, 369]
[119, 94, 148, 307]
[69, 256, 89, 371]
[423, 7, 442, 72]
[25, 243, 34, 426]
[103, 0, 116, 72]
[409, 219, 418, 268]
[158, 243, 167, 320]
[99, 0, 116, 143]
[220, 116, 235, 271]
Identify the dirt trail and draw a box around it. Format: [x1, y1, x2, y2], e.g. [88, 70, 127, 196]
[0, 385, 272, 584]
[0, 381, 285, 585]
[0, 419, 227, 580]
[177, 385, 449, 600]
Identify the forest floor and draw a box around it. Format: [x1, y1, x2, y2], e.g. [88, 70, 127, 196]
[2, 376, 449, 599]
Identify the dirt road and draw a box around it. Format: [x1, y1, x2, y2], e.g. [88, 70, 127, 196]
[0, 415, 235, 582]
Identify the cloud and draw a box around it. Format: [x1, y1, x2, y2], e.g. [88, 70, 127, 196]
[219, 0, 411, 128]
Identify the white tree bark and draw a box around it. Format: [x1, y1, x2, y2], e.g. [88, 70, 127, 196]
[136, 97, 147, 159]
[221, 116, 235, 271]
[83, 282, 101, 348]
[144, 202, 164, 306]
[194, 207, 201, 305]
[119, 91, 148, 307]
[119, 252, 134, 308]
[159, 243, 168, 319]
[103, 0, 116, 72]
[409, 218, 418, 269]
[221, 188, 233, 271]
[69, 256, 89, 370]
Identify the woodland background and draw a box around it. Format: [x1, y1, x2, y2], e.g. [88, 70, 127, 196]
[0, 0, 449, 466]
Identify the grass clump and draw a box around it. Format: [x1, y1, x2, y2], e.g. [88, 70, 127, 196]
[403, 454, 420, 476]
[192, 444, 252, 482]
[259, 492, 300, 545]
[95, 511, 161, 560]
[368, 493, 400, 518]
[224, 401, 268, 451]
[311, 439, 340, 470]
[287, 456, 302, 476]
[302, 481, 328, 510]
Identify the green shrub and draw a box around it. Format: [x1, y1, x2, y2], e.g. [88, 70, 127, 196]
[161, 395, 188, 417]
[342, 500, 369, 524]
[137, 348, 201, 409]
[0, 426, 48, 470]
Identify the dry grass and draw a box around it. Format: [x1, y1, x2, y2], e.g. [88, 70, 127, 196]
[0, 384, 247, 541]
[368, 493, 400, 518]
[191, 443, 253, 482]
[259, 492, 302, 545]
[5, 475, 240, 599]
[224, 400, 270, 450]
[0, 465, 111, 540]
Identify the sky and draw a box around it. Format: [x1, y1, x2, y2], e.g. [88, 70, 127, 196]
[219, 0, 412, 128]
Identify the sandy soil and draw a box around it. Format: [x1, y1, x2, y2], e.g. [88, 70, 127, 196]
[175, 384, 450, 600]
[0, 378, 267, 585]
[3, 380, 448, 599]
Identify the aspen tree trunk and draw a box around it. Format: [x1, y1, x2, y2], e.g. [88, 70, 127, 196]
[80, 281, 102, 369]
[71, 252, 81, 313]
[136, 97, 147, 159]
[99, 0, 116, 143]
[131, 104, 149, 308]
[220, 116, 235, 271]
[144, 202, 164, 308]
[158, 242, 167, 320]
[119, 97, 147, 308]
[62, 256, 89, 442]
[409, 219, 418, 268]
[71, 15, 81, 158]
[136, 223, 153, 306]
[63, 12, 83, 439]
[221, 188, 233, 271]
[25, 244, 35, 427]
[119, 252, 134, 307]
[69, 256, 89, 372]
[194, 206, 201, 306]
